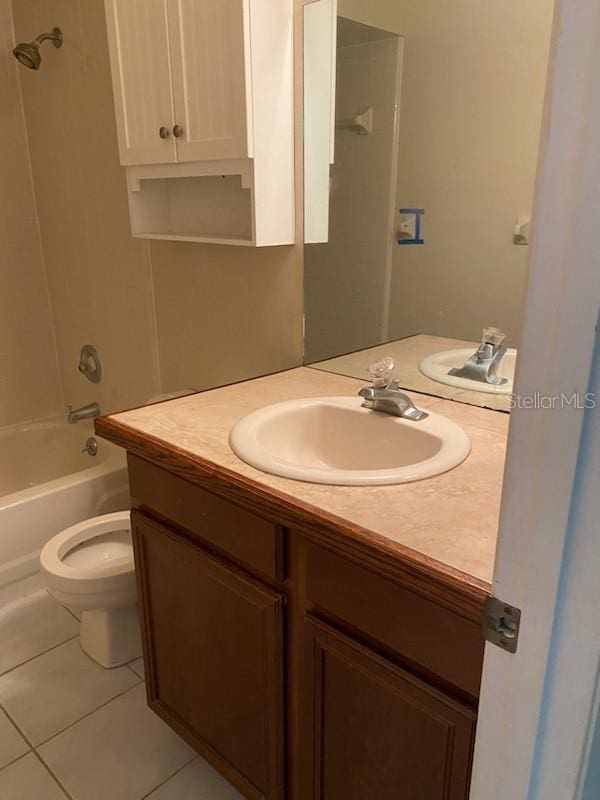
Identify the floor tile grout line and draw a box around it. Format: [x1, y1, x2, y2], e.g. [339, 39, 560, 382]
[138, 754, 198, 800]
[127, 662, 144, 679]
[0, 634, 80, 679]
[31, 748, 76, 800]
[0, 703, 32, 770]
[33, 678, 143, 750]
[0, 749, 33, 774]
[61, 604, 81, 624]
[1, 698, 37, 748]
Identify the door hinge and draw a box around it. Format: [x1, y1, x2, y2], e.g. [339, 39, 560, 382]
[483, 596, 521, 654]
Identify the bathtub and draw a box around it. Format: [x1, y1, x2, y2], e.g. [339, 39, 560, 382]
[0, 419, 129, 588]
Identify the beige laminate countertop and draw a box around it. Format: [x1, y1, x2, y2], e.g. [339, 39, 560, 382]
[106, 368, 508, 587]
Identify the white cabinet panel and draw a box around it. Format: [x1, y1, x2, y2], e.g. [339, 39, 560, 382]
[167, 0, 251, 163]
[105, 0, 176, 165]
[303, 0, 337, 244]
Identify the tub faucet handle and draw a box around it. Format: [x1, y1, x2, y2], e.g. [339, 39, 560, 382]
[82, 437, 98, 456]
[78, 345, 102, 384]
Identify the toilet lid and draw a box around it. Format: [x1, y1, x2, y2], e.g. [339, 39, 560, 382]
[40, 511, 133, 580]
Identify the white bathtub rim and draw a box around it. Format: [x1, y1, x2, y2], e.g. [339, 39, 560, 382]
[0, 445, 125, 512]
[0, 414, 92, 439]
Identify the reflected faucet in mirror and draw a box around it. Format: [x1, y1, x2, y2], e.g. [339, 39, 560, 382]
[448, 328, 508, 387]
[359, 358, 428, 421]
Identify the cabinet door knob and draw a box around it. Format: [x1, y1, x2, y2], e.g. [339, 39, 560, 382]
[173, 124, 184, 138]
[159, 126, 170, 139]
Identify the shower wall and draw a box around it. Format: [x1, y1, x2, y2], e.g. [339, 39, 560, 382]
[0, 0, 62, 426]
[12, 0, 161, 415]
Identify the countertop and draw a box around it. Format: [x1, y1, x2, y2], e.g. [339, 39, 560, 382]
[97, 368, 508, 590]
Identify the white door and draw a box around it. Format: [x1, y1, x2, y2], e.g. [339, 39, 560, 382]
[166, 0, 251, 163]
[470, 0, 600, 797]
[104, 0, 177, 166]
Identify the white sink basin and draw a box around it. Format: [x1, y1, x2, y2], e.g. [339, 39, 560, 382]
[229, 397, 470, 486]
[419, 348, 517, 395]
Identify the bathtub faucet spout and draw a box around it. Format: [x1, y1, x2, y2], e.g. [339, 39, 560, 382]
[68, 402, 101, 424]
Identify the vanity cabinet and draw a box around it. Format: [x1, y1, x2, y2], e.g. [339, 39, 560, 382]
[103, 0, 294, 246]
[131, 511, 285, 800]
[301, 618, 475, 800]
[122, 453, 484, 800]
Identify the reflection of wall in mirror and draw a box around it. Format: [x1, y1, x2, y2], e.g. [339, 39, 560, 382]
[338, 0, 403, 34]
[305, 0, 554, 363]
[305, 19, 403, 362]
[387, 0, 554, 347]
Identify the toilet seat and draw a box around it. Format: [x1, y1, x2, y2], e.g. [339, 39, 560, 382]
[40, 511, 134, 607]
[42, 511, 133, 578]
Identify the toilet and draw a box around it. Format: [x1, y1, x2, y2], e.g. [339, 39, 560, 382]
[40, 511, 141, 668]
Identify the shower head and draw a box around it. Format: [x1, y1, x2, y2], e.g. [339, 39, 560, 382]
[13, 27, 62, 71]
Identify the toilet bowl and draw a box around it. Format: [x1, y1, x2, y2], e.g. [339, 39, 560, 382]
[40, 511, 141, 668]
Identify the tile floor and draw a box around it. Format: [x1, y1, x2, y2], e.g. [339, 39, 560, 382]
[0, 574, 242, 799]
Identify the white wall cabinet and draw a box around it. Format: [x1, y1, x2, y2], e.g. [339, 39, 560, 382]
[104, 0, 294, 246]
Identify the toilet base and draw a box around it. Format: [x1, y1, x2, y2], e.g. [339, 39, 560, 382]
[79, 605, 142, 668]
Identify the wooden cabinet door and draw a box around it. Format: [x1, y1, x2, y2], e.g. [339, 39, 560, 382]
[166, 0, 251, 162]
[301, 617, 476, 800]
[104, 0, 177, 166]
[132, 511, 284, 800]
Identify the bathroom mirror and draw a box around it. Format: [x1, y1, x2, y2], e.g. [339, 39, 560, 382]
[303, 0, 555, 410]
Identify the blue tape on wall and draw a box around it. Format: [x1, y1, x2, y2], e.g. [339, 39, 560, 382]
[398, 208, 425, 245]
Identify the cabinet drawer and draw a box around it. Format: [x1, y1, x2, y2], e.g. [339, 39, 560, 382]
[128, 454, 284, 580]
[303, 541, 484, 698]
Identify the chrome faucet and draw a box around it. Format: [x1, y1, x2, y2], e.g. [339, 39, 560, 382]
[67, 402, 101, 424]
[359, 358, 428, 421]
[449, 327, 508, 386]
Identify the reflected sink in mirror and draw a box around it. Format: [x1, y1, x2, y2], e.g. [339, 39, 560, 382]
[419, 348, 517, 395]
[229, 397, 470, 486]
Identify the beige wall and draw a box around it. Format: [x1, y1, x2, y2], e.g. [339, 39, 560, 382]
[12, 0, 303, 414]
[387, 0, 555, 345]
[0, 0, 62, 426]
[152, 242, 303, 393]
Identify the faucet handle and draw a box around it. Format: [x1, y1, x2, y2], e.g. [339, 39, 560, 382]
[482, 327, 506, 348]
[368, 356, 396, 388]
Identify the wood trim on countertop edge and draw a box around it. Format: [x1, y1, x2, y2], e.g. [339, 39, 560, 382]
[96, 414, 491, 624]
